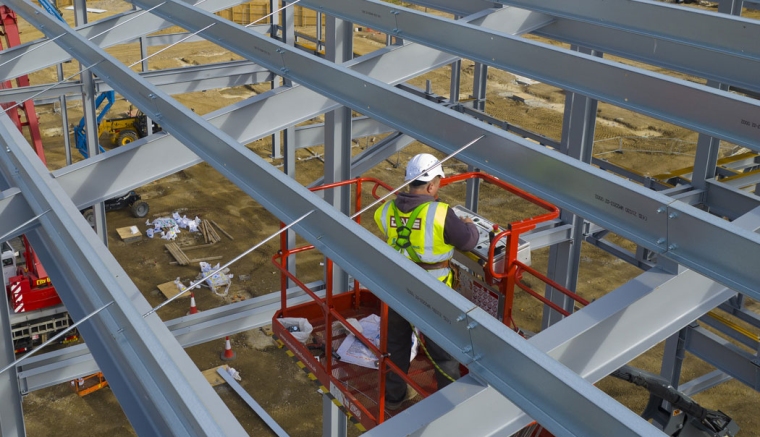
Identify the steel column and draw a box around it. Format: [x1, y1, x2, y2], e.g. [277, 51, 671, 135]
[323, 14, 353, 293]
[73, 0, 107, 245]
[691, 0, 743, 191]
[269, 0, 284, 160]
[57, 63, 72, 166]
[660, 328, 688, 389]
[543, 45, 600, 328]
[322, 390, 348, 437]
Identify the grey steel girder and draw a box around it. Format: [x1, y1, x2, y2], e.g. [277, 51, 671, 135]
[301, 0, 760, 151]
[51, 7, 526, 208]
[0, 0, 249, 81]
[138, 24, 268, 47]
[406, 0, 497, 16]
[122, 0, 760, 300]
[0, 115, 247, 435]
[0, 188, 35, 238]
[370, 262, 739, 435]
[309, 132, 416, 188]
[686, 325, 760, 390]
[466, 206, 760, 435]
[0, 61, 273, 103]
[364, 375, 515, 437]
[10, 1, 660, 434]
[491, 0, 760, 58]
[403, 0, 760, 92]
[19, 283, 326, 393]
[532, 19, 760, 94]
[680, 371, 733, 397]
[705, 180, 760, 220]
[294, 116, 391, 150]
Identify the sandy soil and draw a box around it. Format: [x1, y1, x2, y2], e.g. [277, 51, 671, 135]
[13, 1, 760, 436]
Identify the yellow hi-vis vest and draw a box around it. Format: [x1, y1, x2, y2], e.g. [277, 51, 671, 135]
[375, 200, 455, 285]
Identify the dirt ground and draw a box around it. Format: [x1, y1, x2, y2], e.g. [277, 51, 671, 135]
[13, 1, 760, 436]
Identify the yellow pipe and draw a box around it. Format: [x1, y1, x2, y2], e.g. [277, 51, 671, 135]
[706, 311, 760, 343]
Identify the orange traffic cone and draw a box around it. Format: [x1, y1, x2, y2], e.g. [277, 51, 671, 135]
[220, 336, 236, 361]
[187, 293, 199, 315]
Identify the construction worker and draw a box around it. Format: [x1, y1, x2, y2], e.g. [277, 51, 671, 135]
[374, 153, 479, 410]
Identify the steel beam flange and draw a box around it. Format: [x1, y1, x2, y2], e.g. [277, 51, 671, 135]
[463, 308, 664, 437]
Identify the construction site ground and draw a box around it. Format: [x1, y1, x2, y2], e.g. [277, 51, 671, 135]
[14, 1, 760, 435]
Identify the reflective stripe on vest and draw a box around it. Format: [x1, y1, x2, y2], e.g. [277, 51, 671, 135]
[374, 200, 455, 267]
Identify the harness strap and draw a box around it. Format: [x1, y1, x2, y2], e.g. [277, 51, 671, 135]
[391, 202, 427, 264]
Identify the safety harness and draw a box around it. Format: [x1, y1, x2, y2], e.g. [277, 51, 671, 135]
[390, 202, 426, 263]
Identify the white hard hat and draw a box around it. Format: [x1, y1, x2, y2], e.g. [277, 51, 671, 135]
[405, 153, 445, 182]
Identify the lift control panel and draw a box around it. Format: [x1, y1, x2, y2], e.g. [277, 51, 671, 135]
[452, 205, 531, 273]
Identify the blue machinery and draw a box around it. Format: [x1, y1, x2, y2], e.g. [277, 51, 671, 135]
[71, 90, 114, 159]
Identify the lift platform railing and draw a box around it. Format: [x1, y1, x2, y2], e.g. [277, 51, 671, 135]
[272, 173, 585, 428]
[438, 172, 585, 329]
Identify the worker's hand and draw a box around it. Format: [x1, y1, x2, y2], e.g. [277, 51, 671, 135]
[462, 216, 474, 224]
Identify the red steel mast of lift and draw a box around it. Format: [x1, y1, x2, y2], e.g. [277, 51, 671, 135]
[0, 6, 46, 165]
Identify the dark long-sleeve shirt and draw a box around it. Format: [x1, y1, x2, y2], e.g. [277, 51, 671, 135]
[393, 192, 479, 252]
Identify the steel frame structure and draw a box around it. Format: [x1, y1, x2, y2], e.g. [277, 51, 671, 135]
[0, 0, 758, 436]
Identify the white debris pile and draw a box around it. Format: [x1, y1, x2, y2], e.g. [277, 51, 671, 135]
[196, 261, 233, 296]
[226, 366, 242, 381]
[145, 212, 201, 240]
[173, 277, 197, 295]
[335, 314, 418, 369]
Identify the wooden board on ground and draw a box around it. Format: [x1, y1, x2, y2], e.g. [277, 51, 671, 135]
[157, 281, 189, 300]
[165, 242, 191, 265]
[203, 365, 229, 387]
[116, 226, 142, 244]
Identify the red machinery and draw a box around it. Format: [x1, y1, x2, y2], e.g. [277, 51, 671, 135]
[4, 236, 70, 353]
[7, 235, 61, 313]
[0, 6, 71, 352]
[272, 172, 589, 431]
[0, 6, 46, 165]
